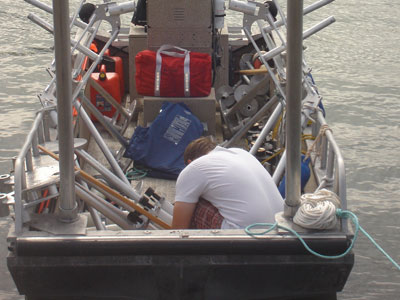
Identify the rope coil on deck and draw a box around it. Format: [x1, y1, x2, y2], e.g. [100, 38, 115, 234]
[245, 189, 400, 271]
[293, 189, 341, 230]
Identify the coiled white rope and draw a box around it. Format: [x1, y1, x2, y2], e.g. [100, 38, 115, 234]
[293, 189, 341, 230]
[247, 189, 400, 269]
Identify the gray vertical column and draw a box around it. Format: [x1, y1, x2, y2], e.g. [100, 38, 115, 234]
[53, 0, 78, 222]
[284, 0, 303, 216]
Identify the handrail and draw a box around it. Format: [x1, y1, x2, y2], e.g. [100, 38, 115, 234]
[14, 110, 46, 234]
[314, 110, 347, 210]
[270, 107, 347, 221]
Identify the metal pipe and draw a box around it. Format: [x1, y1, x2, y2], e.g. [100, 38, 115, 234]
[37, 119, 45, 144]
[52, 0, 77, 222]
[107, 1, 136, 16]
[28, 17, 120, 183]
[272, 110, 311, 185]
[243, 27, 286, 99]
[224, 95, 279, 148]
[75, 183, 134, 230]
[320, 135, 328, 169]
[38, 145, 172, 229]
[28, 13, 53, 34]
[272, 150, 286, 185]
[71, 21, 102, 79]
[75, 160, 105, 230]
[69, 0, 85, 30]
[257, 20, 286, 76]
[43, 110, 51, 142]
[75, 168, 172, 229]
[87, 77, 131, 119]
[0, 175, 11, 217]
[69, 29, 129, 185]
[80, 93, 128, 147]
[69, 8, 100, 61]
[304, 0, 335, 15]
[326, 144, 335, 186]
[284, 0, 303, 216]
[317, 111, 346, 209]
[27, 14, 100, 61]
[14, 111, 44, 233]
[83, 180, 137, 214]
[261, 16, 335, 63]
[24, 191, 59, 209]
[249, 102, 283, 155]
[225, 75, 270, 118]
[83, 179, 172, 229]
[72, 29, 120, 102]
[74, 100, 130, 186]
[71, 40, 100, 61]
[262, 0, 335, 34]
[303, 16, 335, 39]
[25, 148, 33, 172]
[31, 132, 39, 157]
[25, 0, 53, 14]
[75, 149, 141, 201]
[24, 0, 94, 32]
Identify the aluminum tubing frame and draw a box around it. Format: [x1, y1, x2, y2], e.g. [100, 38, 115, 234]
[316, 111, 347, 209]
[224, 95, 279, 148]
[79, 92, 128, 147]
[14, 111, 44, 233]
[75, 160, 105, 230]
[249, 101, 284, 155]
[74, 149, 141, 202]
[75, 183, 134, 230]
[261, 0, 335, 35]
[27, 0, 130, 186]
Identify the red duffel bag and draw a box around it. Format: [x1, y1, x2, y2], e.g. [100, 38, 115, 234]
[135, 45, 212, 97]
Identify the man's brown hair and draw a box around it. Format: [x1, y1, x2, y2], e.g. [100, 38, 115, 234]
[184, 137, 216, 165]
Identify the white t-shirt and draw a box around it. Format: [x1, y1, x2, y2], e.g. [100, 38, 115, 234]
[175, 146, 284, 229]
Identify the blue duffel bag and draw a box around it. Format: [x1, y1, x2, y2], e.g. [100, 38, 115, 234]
[278, 155, 311, 198]
[124, 102, 204, 179]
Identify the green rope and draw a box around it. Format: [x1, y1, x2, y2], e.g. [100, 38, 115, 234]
[125, 166, 149, 181]
[245, 209, 400, 270]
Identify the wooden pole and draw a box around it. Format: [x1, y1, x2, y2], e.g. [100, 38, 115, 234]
[235, 68, 268, 75]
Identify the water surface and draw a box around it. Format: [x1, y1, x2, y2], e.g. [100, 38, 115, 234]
[0, 1, 399, 299]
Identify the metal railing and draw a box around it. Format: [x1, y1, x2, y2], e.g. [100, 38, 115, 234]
[13, 109, 52, 234]
[311, 110, 347, 210]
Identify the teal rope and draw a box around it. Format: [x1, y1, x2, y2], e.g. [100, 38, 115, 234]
[358, 225, 400, 270]
[245, 209, 400, 270]
[125, 166, 148, 181]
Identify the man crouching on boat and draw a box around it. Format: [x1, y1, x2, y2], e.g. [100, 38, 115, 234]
[172, 137, 283, 229]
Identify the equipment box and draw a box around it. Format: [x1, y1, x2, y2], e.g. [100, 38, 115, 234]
[147, 0, 212, 51]
[143, 89, 216, 135]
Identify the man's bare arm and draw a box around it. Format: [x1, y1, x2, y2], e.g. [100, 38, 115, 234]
[172, 202, 197, 229]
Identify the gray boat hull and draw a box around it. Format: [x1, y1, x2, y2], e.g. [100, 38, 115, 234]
[8, 232, 354, 300]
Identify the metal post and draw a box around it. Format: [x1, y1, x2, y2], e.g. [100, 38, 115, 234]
[224, 95, 279, 148]
[52, 0, 78, 222]
[75, 149, 141, 201]
[284, 0, 303, 217]
[75, 183, 134, 230]
[249, 101, 284, 156]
